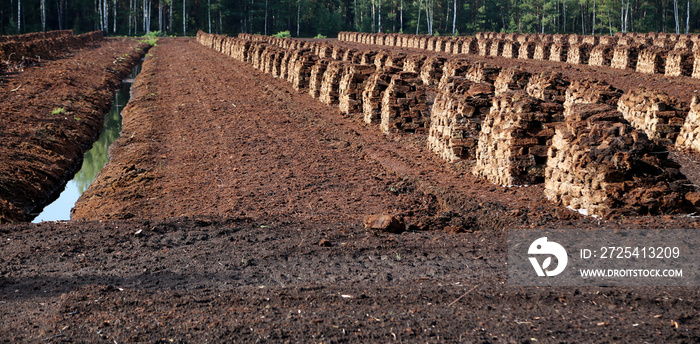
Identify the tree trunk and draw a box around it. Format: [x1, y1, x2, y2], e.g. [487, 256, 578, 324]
[41, 0, 46, 31]
[264, 0, 268, 35]
[674, 0, 680, 34]
[687, 0, 690, 34]
[129, 0, 133, 35]
[208, 0, 211, 33]
[168, 0, 173, 33]
[297, 0, 300, 36]
[378, 0, 381, 33]
[400, 0, 403, 32]
[416, 0, 421, 34]
[183, 0, 186, 36]
[452, 0, 456, 35]
[371, 0, 375, 33]
[592, 0, 596, 35]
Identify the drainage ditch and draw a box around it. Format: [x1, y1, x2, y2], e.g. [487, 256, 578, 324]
[32, 63, 142, 222]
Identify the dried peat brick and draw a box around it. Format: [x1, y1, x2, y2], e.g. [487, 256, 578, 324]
[308, 59, 330, 99]
[677, 96, 700, 153]
[617, 88, 688, 142]
[566, 43, 592, 65]
[636, 46, 668, 74]
[517, 42, 536, 60]
[402, 54, 427, 73]
[494, 67, 531, 96]
[545, 103, 695, 217]
[665, 49, 694, 77]
[525, 71, 571, 103]
[338, 64, 375, 115]
[363, 214, 405, 233]
[380, 72, 430, 134]
[419, 55, 447, 86]
[533, 42, 552, 61]
[465, 62, 501, 85]
[428, 78, 494, 162]
[611, 44, 641, 70]
[473, 91, 564, 186]
[564, 79, 623, 108]
[362, 66, 401, 125]
[589, 44, 614, 67]
[319, 61, 346, 105]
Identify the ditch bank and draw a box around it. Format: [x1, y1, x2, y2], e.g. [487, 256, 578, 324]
[0, 38, 151, 223]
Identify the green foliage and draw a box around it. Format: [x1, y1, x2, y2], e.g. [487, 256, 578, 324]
[1, 0, 699, 38]
[139, 32, 161, 46]
[51, 108, 66, 116]
[433, 30, 439, 37]
[272, 30, 291, 38]
[314, 33, 327, 39]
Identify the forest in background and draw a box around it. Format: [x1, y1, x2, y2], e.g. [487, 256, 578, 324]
[1, 0, 699, 38]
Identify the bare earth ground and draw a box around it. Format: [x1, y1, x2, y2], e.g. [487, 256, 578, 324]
[1, 37, 699, 342]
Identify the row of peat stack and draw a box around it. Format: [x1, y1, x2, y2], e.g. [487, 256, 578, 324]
[338, 30, 700, 78]
[198, 31, 700, 218]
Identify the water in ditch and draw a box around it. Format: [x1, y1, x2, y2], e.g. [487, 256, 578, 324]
[32, 64, 141, 222]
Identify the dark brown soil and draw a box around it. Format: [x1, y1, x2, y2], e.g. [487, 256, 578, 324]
[1, 37, 699, 342]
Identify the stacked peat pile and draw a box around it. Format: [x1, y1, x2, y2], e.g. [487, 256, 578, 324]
[545, 103, 695, 217]
[677, 97, 700, 153]
[359, 50, 378, 65]
[373, 52, 390, 69]
[403, 54, 427, 73]
[289, 51, 318, 91]
[319, 61, 346, 105]
[342, 48, 361, 63]
[692, 50, 700, 79]
[549, 43, 569, 62]
[473, 92, 564, 186]
[566, 43, 591, 65]
[494, 67, 531, 96]
[278, 50, 293, 79]
[533, 42, 552, 60]
[518, 42, 536, 59]
[438, 58, 472, 87]
[465, 62, 501, 84]
[588, 45, 613, 66]
[636, 47, 668, 74]
[477, 39, 491, 56]
[502, 41, 520, 58]
[461, 37, 478, 54]
[525, 71, 570, 103]
[385, 52, 407, 69]
[611, 44, 640, 69]
[363, 67, 402, 124]
[308, 59, 330, 99]
[419, 55, 447, 86]
[564, 79, 623, 108]
[331, 46, 346, 60]
[338, 64, 375, 115]
[250, 43, 268, 70]
[665, 49, 693, 76]
[617, 88, 688, 142]
[380, 72, 430, 134]
[428, 78, 494, 162]
[489, 39, 505, 57]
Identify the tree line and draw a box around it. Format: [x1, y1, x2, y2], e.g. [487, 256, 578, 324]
[1, 0, 699, 38]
